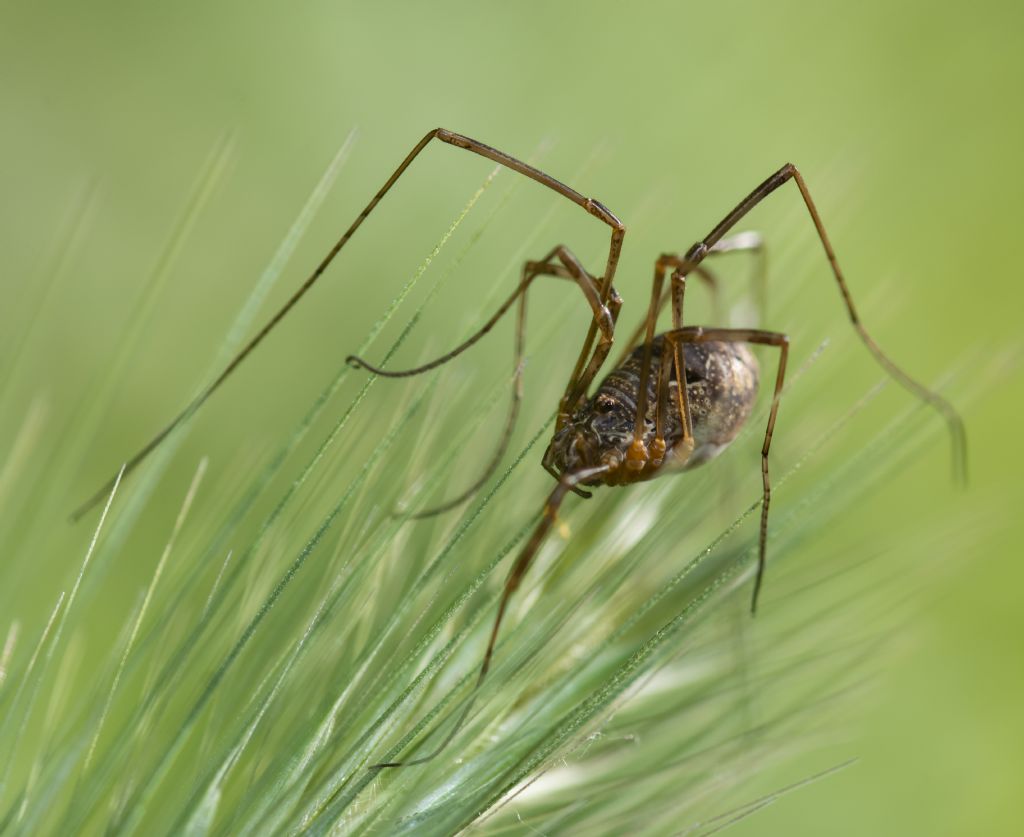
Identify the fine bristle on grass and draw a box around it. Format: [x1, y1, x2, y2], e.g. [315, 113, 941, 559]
[0, 136, 984, 837]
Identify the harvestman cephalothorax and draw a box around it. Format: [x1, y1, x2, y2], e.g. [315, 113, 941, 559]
[73, 128, 966, 770]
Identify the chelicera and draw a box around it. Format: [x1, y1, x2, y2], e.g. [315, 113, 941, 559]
[73, 128, 966, 770]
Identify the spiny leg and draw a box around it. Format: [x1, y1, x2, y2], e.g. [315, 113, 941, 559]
[72, 128, 626, 521]
[683, 164, 966, 482]
[664, 326, 790, 613]
[369, 463, 612, 770]
[349, 246, 619, 517]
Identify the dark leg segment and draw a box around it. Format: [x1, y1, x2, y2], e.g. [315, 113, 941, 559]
[353, 246, 618, 517]
[683, 164, 965, 483]
[615, 231, 767, 367]
[707, 231, 768, 325]
[72, 129, 626, 521]
[663, 326, 790, 613]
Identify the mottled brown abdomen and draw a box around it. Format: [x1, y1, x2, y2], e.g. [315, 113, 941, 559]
[547, 335, 760, 481]
[601, 336, 759, 466]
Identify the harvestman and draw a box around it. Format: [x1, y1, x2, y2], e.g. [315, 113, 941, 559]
[73, 128, 966, 769]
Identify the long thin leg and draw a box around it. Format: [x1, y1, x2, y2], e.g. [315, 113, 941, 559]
[622, 237, 770, 470]
[555, 248, 623, 426]
[707, 231, 768, 324]
[358, 247, 614, 518]
[346, 246, 614, 379]
[651, 267, 702, 468]
[614, 232, 766, 367]
[370, 462, 612, 770]
[347, 245, 618, 517]
[657, 270, 694, 463]
[627, 254, 715, 469]
[71, 129, 626, 521]
[624, 260, 669, 471]
[615, 265, 716, 367]
[664, 326, 790, 613]
[404, 293, 527, 520]
[682, 164, 965, 483]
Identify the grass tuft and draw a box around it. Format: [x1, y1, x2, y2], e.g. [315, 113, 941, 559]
[0, 138, 981, 836]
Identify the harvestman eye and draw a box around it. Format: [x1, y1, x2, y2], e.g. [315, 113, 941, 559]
[72, 128, 967, 771]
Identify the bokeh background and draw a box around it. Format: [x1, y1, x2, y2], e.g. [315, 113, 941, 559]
[2, 1, 1022, 834]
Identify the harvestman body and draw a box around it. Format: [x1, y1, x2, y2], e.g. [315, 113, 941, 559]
[73, 128, 966, 770]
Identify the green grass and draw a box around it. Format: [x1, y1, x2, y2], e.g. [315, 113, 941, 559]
[4, 4, 1022, 832]
[0, 139, 986, 835]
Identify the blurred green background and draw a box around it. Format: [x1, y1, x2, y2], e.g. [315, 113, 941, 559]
[1, 0, 1022, 834]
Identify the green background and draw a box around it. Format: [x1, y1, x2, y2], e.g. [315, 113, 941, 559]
[1, 1, 1021, 834]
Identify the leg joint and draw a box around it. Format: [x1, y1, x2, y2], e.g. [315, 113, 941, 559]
[586, 198, 625, 229]
[684, 241, 708, 263]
